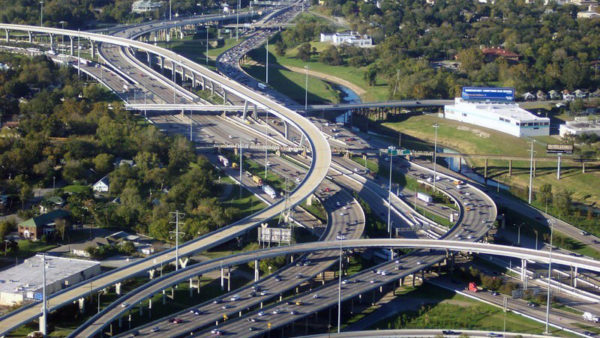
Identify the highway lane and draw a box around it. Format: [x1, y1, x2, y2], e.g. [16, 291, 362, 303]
[304, 329, 551, 338]
[0, 20, 332, 337]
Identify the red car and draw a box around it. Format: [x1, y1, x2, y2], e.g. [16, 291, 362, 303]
[169, 318, 183, 324]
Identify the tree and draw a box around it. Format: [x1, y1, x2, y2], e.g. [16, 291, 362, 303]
[297, 43, 312, 62]
[553, 189, 573, 217]
[19, 183, 32, 209]
[538, 183, 552, 207]
[93, 153, 114, 175]
[54, 218, 68, 242]
[319, 45, 343, 66]
[456, 47, 483, 73]
[364, 65, 377, 86]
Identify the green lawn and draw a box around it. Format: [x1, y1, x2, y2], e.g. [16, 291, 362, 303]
[15, 240, 57, 258]
[220, 177, 267, 218]
[242, 61, 341, 104]
[301, 200, 327, 224]
[372, 284, 572, 336]
[383, 114, 600, 206]
[257, 31, 389, 102]
[158, 37, 241, 70]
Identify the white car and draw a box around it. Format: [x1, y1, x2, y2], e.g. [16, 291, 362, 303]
[230, 294, 240, 302]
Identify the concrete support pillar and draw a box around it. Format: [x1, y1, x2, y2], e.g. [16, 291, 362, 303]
[149, 269, 156, 280]
[90, 41, 95, 59]
[557, 155, 561, 180]
[49, 34, 54, 51]
[202, 76, 206, 90]
[221, 267, 225, 290]
[583, 162, 586, 174]
[223, 90, 227, 104]
[39, 314, 47, 335]
[182, 67, 186, 82]
[521, 259, 528, 290]
[284, 121, 288, 140]
[118, 317, 122, 328]
[509, 159, 512, 176]
[242, 101, 249, 119]
[139, 302, 143, 316]
[148, 298, 152, 319]
[192, 72, 196, 88]
[4, 29, 8, 42]
[411, 274, 415, 287]
[28, 31, 32, 43]
[227, 267, 231, 292]
[171, 60, 176, 82]
[210, 81, 215, 95]
[146, 52, 151, 66]
[574, 266, 578, 288]
[254, 260, 260, 282]
[162, 289, 166, 305]
[69, 36, 74, 56]
[458, 157, 462, 172]
[179, 257, 189, 269]
[78, 297, 85, 313]
[160, 56, 164, 71]
[115, 282, 122, 296]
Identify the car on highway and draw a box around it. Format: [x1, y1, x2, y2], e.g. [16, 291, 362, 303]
[210, 328, 223, 336]
[230, 294, 241, 301]
[169, 318, 183, 324]
[189, 309, 203, 315]
[442, 330, 460, 335]
[258, 311, 266, 316]
[150, 326, 160, 333]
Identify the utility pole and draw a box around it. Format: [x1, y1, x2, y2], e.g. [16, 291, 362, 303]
[265, 38, 269, 84]
[433, 123, 439, 192]
[169, 0, 172, 21]
[528, 140, 535, 204]
[77, 29, 80, 79]
[189, 110, 193, 141]
[169, 211, 185, 271]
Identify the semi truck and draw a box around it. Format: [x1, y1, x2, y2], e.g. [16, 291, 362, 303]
[417, 192, 433, 203]
[262, 184, 277, 199]
[218, 155, 229, 167]
[252, 175, 263, 186]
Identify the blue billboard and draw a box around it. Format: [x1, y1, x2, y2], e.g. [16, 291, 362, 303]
[461, 87, 515, 102]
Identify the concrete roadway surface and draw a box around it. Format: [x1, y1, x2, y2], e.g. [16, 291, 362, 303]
[0, 20, 333, 338]
[77, 175, 365, 337]
[304, 329, 550, 338]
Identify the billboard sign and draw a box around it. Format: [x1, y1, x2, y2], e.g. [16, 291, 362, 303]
[461, 87, 515, 102]
[547, 144, 574, 154]
[258, 227, 292, 244]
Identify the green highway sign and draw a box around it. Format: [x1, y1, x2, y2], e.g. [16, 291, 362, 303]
[401, 149, 411, 155]
[387, 147, 398, 156]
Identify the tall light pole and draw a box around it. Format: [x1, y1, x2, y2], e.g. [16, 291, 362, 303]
[265, 38, 269, 84]
[206, 25, 209, 65]
[265, 111, 269, 179]
[169, 0, 172, 21]
[239, 140, 243, 198]
[387, 146, 396, 235]
[40, 254, 47, 336]
[236, 0, 240, 41]
[39, 1, 44, 27]
[545, 220, 554, 334]
[337, 232, 343, 333]
[528, 140, 535, 204]
[304, 65, 309, 111]
[433, 123, 439, 192]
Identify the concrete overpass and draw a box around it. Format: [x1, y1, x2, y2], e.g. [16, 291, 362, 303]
[70, 238, 600, 337]
[0, 22, 331, 337]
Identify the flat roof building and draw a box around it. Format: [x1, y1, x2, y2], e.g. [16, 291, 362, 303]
[320, 31, 373, 48]
[444, 97, 550, 137]
[559, 118, 600, 137]
[132, 0, 163, 13]
[0, 255, 100, 306]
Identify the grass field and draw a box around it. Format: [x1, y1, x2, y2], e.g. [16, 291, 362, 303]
[383, 115, 600, 206]
[372, 284, 572, 336]
[158, 36, 241, 70]
[245, 37, 389, 102]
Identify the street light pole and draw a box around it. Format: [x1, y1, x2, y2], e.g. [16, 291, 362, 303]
[387, 146, 395, 235]
[433, 123, 439, 192]
[265, 111, 269, 179]
[206, 25, 209, 65]
[528, 140, 534, 204]
[41, 254, 47, 336]
[265, 38, 269, 84]
[545, 220, 554, 334]
[236, 0, 240, 41]
[169, 0, 172, 21]
[337, 234, 343, 333]
[39, 1, 44, 27]
[304, 65, 308, 111]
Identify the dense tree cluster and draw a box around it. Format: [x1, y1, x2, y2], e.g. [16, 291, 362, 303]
[0, 0, 228, 28]
[310, 0, 600, 98]
[0, 53, 238, 241]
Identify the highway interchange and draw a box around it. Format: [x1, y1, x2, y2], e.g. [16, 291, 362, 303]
[0, 2, 599, 337]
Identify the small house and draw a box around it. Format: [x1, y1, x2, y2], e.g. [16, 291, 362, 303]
[18, 210, 70, 240]
[92, 176, 109, 193]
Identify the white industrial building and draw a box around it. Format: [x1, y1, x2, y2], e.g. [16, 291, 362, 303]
[444, 98, 550, 137]
[319, 31, 373, 47]
[132, 0, 163, 13]
[559, 119, 600, 137]
[0, 255, 100, 306]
